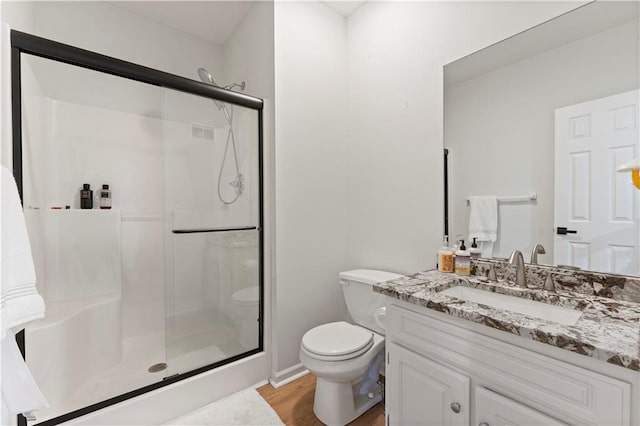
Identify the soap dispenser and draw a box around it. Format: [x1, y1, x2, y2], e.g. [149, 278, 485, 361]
[455, 239, 471, 276]
[469, 237, 482, 259]
[437, 235, 454, 273]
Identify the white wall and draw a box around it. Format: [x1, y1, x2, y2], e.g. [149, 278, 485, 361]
[446, 19, 639, 260]
[273, 1, 350, 375]
[269, 1, 584, 377]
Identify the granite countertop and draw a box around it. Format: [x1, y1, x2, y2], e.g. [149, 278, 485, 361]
[374, 270, 640, 371]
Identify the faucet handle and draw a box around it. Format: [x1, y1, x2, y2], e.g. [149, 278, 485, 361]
[488, 264, 498, 282]
[543, 271, 556, 292]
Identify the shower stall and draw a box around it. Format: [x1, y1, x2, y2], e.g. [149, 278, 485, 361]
[11, 31, 264, 425]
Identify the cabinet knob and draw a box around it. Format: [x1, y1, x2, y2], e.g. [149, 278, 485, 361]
[450, 402, 461, 413]
[479, 423, 489, 426]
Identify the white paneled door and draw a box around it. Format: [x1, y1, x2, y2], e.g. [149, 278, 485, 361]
[554, 90, 639, 275]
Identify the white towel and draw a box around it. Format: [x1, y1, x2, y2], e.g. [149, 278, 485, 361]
[468, 196, 498, 243]
[1, 330, 48, 415]
[1, 166, 45, 335]
[1, 166, 48, 417]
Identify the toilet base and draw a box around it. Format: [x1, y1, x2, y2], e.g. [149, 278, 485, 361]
[313, 378, 383, 425]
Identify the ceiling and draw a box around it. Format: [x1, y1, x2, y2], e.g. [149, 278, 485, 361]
[322, 1, 367, 17]
[445, 1, 639, 87]
[109, 1, 253, 45]
[110, 1, 367, 47]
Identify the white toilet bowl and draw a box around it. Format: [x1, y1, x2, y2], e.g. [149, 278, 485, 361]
[231, 286, 259, 349]
[299, 269, 402, 425]
[299, 322, 385, 425]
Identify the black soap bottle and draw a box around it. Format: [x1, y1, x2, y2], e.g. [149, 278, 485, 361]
[80, 184, 93, 209]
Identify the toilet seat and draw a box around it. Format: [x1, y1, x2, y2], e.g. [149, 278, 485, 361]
[231, 286, 259, 306]
[302, 322, 374, 361]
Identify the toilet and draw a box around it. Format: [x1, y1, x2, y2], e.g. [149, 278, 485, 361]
[231, 286, 259, 349]
[299, 269, 402, 425]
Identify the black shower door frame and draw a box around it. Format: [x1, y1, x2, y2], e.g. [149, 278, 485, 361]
[10, 29, 264, 426]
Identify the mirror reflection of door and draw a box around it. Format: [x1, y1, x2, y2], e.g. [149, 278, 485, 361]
[554, 90, 639, 275]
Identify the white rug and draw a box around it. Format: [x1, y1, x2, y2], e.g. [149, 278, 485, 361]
[167, 388, 284, 426]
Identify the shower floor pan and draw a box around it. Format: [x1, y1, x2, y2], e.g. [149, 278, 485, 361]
[28, 312, 246, 424]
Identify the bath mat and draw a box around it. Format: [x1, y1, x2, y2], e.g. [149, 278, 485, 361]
[167, 388, 284, 425]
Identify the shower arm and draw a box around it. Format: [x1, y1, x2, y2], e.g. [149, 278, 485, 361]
[223, 81, 246, 91]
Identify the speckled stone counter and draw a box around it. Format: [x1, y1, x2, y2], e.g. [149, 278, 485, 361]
[373, 270, 640, 371]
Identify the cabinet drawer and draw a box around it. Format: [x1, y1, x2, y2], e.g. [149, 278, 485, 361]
[388, 304, 632, 425]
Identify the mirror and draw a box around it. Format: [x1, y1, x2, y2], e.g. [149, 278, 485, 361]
[444, 2, 640, 276]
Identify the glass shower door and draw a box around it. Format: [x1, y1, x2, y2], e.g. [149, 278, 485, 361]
[161, 88, 261, 376]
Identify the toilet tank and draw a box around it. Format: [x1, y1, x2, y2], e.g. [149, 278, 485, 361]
[339, 269, 402, 335]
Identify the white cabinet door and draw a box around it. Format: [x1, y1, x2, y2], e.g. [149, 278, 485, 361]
[387, 342, 469, 426]
[475, 387, 566, 426]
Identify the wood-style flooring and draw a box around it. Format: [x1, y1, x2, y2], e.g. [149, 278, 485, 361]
[257, 373, 385, 426]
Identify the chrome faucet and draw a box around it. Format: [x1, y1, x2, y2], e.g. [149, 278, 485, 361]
[530, 244, 546, 264]
[508, 250, 527, 288]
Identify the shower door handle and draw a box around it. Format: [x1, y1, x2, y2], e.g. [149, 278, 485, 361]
[172, 226, 258, 234]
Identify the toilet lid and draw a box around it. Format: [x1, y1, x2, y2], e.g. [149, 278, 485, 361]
[302, 322, 373, 358]
[232, 287, 259, 305]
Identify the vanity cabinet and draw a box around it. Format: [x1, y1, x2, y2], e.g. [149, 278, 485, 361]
[384, 301, 638, 426]
[386, 342, 469, 425]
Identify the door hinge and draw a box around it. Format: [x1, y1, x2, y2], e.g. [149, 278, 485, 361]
[387, 413, 390, 425]
[387, 351, 390, 364]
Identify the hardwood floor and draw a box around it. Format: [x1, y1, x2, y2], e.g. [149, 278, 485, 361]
[257, 373, 385, 426]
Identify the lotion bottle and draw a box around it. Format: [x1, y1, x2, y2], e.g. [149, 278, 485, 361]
[437, 235, 454, 273]
[99, 184, 112, 209]
[455, 239, 471, 276]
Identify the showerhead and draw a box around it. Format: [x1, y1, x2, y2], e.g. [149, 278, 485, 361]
[197, 67, 218, 87]
[197, 67, 245, 92]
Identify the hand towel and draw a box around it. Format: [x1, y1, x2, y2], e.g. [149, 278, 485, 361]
[468, 196, 498, 243]
[1, 330, 48, 415]
[1, 165, 45, 336]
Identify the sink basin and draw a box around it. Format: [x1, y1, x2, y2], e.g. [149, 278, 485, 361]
[440, 286, 582, 326]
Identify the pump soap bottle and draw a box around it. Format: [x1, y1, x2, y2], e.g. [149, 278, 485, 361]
[437, 236, 454, 273]
[100, 184, 112, 209]
[455, 239, 471, 276]
[469, 237, 482, 259]
[80, 184, 93, 209]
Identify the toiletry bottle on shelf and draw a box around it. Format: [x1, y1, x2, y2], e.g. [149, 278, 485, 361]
[469, 237, 482, 259]
[437, 235, 454, 273]
[100, 184, 112, 209]
[80, 184, 93, 209]
[455, 239, 471, 276]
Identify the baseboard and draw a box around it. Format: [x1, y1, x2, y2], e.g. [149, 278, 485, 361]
[269, 363, 309, 388]
[251, 379, 270, 389]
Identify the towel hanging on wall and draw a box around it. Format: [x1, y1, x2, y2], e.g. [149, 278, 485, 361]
[1, 165, 48, 418]
[468, 196, 498, 257]
[1, 166, 45, 334]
